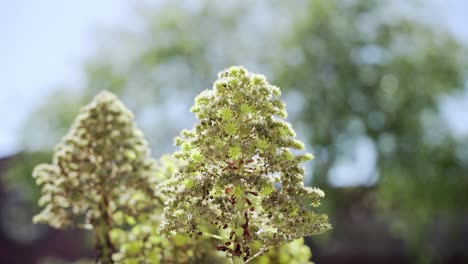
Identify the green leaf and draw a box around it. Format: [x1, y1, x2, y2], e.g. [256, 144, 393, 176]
[240, 104, 252, 114]
[228, 146, 242, 160]
[218, 108, 233, 121]
[190, 149, 204, 163]
[224, 122, 238, 136]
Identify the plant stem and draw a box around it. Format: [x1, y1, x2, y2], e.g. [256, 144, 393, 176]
[232, 257, 245, 264]
[202, 232, 227, 241]
[94, 195, 114, 264]
[245, 249, 267, 264]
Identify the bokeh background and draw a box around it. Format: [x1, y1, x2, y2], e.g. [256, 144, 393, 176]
[2, 0, 468, 263]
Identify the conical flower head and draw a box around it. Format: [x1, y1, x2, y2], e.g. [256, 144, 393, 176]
[33, 91, 156, 228]
[162, 66, 330, 261]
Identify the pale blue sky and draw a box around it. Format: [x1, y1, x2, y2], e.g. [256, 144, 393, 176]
[1, 0, 468, 160]
[1, 0, 130, 156]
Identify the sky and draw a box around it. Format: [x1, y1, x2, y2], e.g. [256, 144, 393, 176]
[1, 0, 130, 156]
[1, 0, 468, 162]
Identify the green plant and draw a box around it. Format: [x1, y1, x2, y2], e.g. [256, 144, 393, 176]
[33, 68, 330, 264]
[33, 91, 158, 264]
[161, 66, 330, 263]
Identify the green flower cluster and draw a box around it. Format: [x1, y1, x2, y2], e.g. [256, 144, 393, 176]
[161, 66, 330, 263]
[253, 238, 314, 264]
[33, 91, 157, 264]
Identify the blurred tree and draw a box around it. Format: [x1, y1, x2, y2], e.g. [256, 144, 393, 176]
[4, 152, 51, 202]
[271, 0, 468, 262]
[21, 90, 87, 152]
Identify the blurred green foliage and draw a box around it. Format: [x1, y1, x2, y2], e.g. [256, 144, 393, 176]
[4, 152, 52, 202]
[3, 0, 468, 263]
[271, 0, 468, 262]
